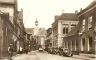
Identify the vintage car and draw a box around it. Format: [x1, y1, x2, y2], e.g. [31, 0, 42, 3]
[39, 48, 43, 52]
[58, 48, 73, 57]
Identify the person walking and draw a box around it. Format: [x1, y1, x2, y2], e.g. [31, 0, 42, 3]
[8, 44, 13, 57]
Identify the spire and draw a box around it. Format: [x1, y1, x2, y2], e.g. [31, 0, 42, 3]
[35, 18, 39, 26]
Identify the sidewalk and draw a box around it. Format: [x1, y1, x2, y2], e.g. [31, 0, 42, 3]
[72, 53, 96, 60]
[12, 51, 36, 58]
[80, 53, 96, 58]
[11, 51, 39, 60]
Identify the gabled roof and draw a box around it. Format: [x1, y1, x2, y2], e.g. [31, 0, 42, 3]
[55, 13, 78, 21]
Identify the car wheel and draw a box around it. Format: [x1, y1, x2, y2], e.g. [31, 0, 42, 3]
[65, 52, 73, 57]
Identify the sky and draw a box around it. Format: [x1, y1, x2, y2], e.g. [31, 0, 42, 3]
[17, 0, 94, 29]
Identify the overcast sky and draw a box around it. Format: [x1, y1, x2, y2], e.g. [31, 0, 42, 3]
[17, 0, 94, 29]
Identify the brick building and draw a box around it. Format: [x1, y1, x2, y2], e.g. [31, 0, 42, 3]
[64, 1, 96, 54]
[78, 1, 96, 54]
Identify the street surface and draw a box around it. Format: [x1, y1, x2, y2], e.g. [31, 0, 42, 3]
[12, 51, 95, 60]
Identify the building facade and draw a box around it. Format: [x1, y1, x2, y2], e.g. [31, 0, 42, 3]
[64, 1, 96, 54]
[0, 13, 14, 57]
[25, 20, 47, 50]
[33, 20, 47, 49]
[33, 27, 46, 49]
[45, 28, 53, 49]
[25, 28, 34, 51]
[16, 9, 26, 53]
[52, 13, 78, 48]
[78, 1, 96, 54]
[0, 0, 17, 24]
[0, 0, 25, 58]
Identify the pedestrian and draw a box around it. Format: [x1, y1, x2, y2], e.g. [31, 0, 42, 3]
[8, 44, 13, 57]
[19, 47, 23, 54]
[25, 48, 28, 54]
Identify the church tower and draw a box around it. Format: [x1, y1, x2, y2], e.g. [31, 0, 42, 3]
[35, 19, 39, 26]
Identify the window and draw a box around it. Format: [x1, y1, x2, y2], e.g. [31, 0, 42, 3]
[66, 28, 68, 34]
[9, 16, 13, 24]
[63, 27, 66, 34]
[82, 19, 85, 32]
[88, 16, 92, 30]
[63, 27, 68, 34]
[71, 24, 76, 26]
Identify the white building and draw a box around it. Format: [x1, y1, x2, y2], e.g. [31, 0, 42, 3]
[52, 13, 79, 48]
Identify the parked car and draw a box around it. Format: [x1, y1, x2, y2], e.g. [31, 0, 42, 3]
[51, 48, 56, 54]
[58, 48, 73, 57]
[53, 48, 59, 55]
[48, 48, 53, 54]
[63, 48, 73, 57]
[39, 48, 43, 52]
